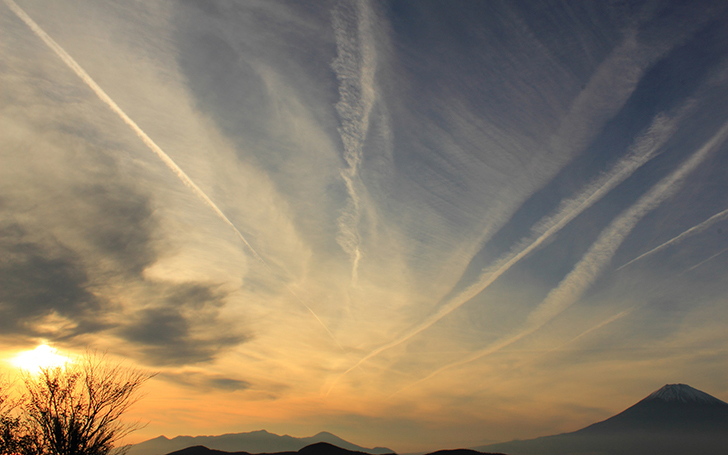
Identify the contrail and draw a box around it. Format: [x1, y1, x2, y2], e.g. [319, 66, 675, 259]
[406, 306, 633, 393]
[393, 119, 728, 393]
[685, 247, 728, 273]
[617, 208, 728, 270]
[337, 108, 682, 378]
[332, 0, 378, 286]
[551, 309, 633, 353]
[335, 16, 707, 384]
[4, 0, 342, 347]
[387, 309, 634, 400]
[3, 0, 260, 259]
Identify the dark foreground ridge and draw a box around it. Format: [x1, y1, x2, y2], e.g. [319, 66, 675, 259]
[425, 450, 505, 455]
[165, 442, 506, 455]
[165, 442, 377, 455]
[476, 383, 728, 455]
[128, 430, 394, 455]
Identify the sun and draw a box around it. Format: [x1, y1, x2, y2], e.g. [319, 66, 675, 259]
[10, 344, 72, 373]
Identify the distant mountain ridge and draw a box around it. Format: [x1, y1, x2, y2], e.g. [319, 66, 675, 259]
[476, 383, 728, 455]
[127, 430, 394, 455]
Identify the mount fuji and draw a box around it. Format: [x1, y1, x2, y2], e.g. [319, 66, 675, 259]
[476, 384, 728, 455]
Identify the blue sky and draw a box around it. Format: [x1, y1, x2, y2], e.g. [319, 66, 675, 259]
[2, 0, 728, 452]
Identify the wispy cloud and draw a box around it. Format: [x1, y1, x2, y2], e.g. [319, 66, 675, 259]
[332, 0, 379, 286]
[3, 0, 342, 348]
[4, 0, 728, 448]
[2, 0, 258, 261]
[337, 104, 684, 379]
[398, 118, 728, 391]
[332, 17, 711, 382]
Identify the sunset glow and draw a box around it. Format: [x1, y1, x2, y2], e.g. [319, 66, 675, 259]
[9, 345, 72, 374]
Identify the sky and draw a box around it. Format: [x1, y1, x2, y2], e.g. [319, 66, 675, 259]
[1, 0, 728, 452]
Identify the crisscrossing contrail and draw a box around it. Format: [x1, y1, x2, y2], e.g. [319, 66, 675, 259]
[4, 0, 341, 348]
[616, 207, 728, 270]
[334, 108, 680, 381]
[393, 119, 728, 395]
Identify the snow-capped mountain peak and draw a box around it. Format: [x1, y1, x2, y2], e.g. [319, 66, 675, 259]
[646, 384, 727, 405]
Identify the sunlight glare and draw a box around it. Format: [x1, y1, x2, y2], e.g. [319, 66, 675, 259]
[10, 344, 72, 373]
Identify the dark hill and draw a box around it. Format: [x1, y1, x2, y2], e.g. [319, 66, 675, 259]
[166, 443, 507, 455]
[165, 442, 383, 455]
[426, 450, 505, 455]
[298, 442, 377, 455]
[129, 430, 393, 455]
[166, 447, 256, 455]
[476, 383, 728, 455]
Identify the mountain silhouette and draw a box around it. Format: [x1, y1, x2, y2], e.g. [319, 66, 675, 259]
[426, 450, 505, 455]
[127, 430, 393, 455]
[165, 441, 379, 455]
[164, 442, 506, 455]
[476, 383, 728, 455]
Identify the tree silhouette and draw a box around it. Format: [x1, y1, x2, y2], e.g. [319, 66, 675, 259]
[1, 376, 21, 454]
[1, 376, 42, 455]
[20, 352, 153, 455]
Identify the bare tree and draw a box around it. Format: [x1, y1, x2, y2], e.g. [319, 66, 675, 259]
[0, 375, 20, 454]
[21, 352, 153, 455]
[1, 376, 42, 455]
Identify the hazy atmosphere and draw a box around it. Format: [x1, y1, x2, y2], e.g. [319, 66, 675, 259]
[2, 0, 728, 452]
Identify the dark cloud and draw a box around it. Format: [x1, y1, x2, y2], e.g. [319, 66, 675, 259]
[75, 182, 159, 276]
[207, 376, 251, 391]
[0, 159, 161, 342]
[122, 307, 188, 347]
[0, 221, 104, 338]
[119, 283, 247, 366]
[0, 142, 246, 365]
[161, 370, 251, 392]
[163, 282, 226, 309]
[0, 180, 247, 366]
